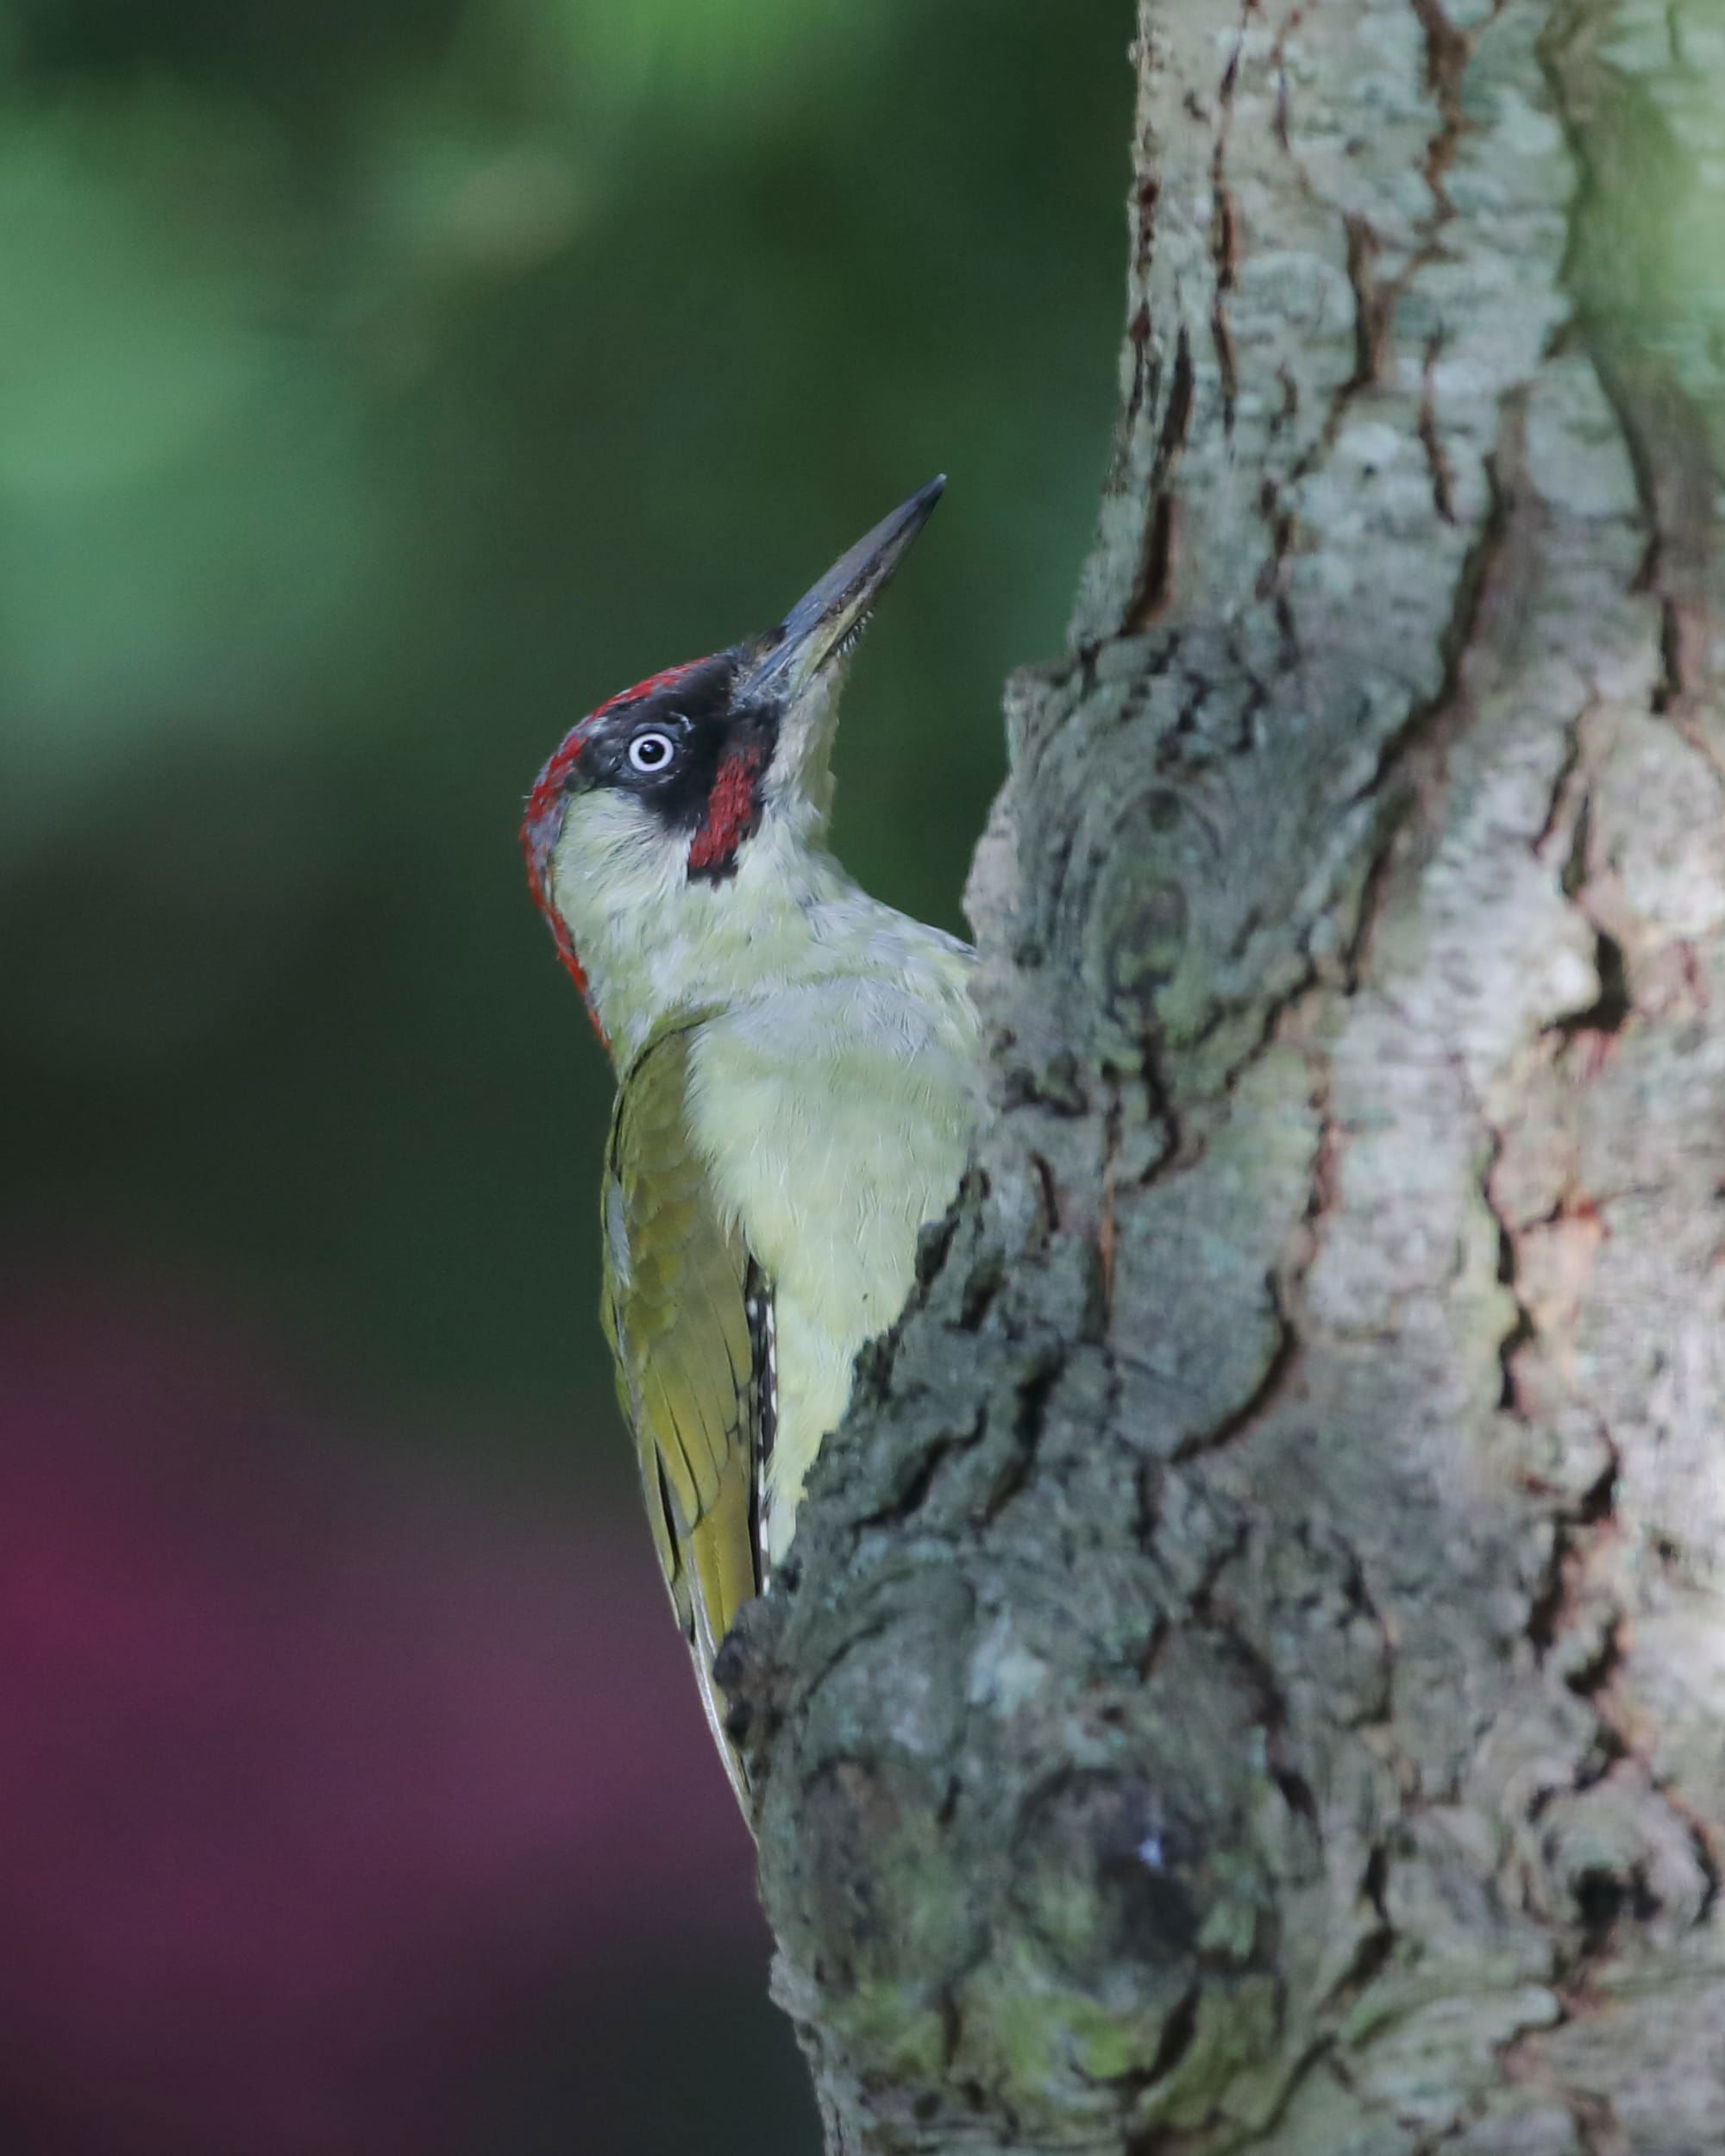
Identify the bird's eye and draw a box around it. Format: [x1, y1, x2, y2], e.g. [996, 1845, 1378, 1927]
[626, 730, 677, 774]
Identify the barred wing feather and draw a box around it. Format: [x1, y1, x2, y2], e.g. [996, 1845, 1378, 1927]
[599, 1017, 763, 1802]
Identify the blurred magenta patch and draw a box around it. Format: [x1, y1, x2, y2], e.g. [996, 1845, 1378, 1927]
[0, 1274, 762, 2156]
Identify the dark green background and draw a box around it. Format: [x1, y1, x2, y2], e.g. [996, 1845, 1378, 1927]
[0, 3, 1128, 2148]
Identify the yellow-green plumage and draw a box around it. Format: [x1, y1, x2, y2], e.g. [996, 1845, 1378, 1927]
[601, 1016, 761, 1801]
[598, 953, 980, 1802]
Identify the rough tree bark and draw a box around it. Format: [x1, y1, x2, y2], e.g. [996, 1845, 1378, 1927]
[721, 4, 1725, 2150]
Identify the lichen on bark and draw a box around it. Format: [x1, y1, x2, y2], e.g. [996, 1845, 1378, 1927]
[721, 4, 1725, 2151]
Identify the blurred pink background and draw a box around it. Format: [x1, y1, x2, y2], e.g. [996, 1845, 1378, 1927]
[0, 1268, 806, 2156]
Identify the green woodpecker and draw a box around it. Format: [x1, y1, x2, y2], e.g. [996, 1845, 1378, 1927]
[522, 479, 982, 1796]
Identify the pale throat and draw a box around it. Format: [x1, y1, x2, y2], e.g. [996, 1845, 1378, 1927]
[549, 793, 858, 1069]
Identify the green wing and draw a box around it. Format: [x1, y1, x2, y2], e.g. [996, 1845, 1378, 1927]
[600, 1017, 761, 1801]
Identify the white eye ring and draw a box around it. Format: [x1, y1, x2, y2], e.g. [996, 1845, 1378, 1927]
[626, 730, 676, 774]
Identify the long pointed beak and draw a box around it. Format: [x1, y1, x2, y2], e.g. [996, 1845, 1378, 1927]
[737, 475, 945, 703]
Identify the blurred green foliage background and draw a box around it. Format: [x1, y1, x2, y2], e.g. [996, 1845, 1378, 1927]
[0, 0, 1129, 2148]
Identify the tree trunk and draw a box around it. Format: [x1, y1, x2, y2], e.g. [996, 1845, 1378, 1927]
[722, 3, 1725, 2149]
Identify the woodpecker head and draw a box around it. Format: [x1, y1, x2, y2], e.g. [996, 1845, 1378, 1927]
[522, 475, 944, 1056]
